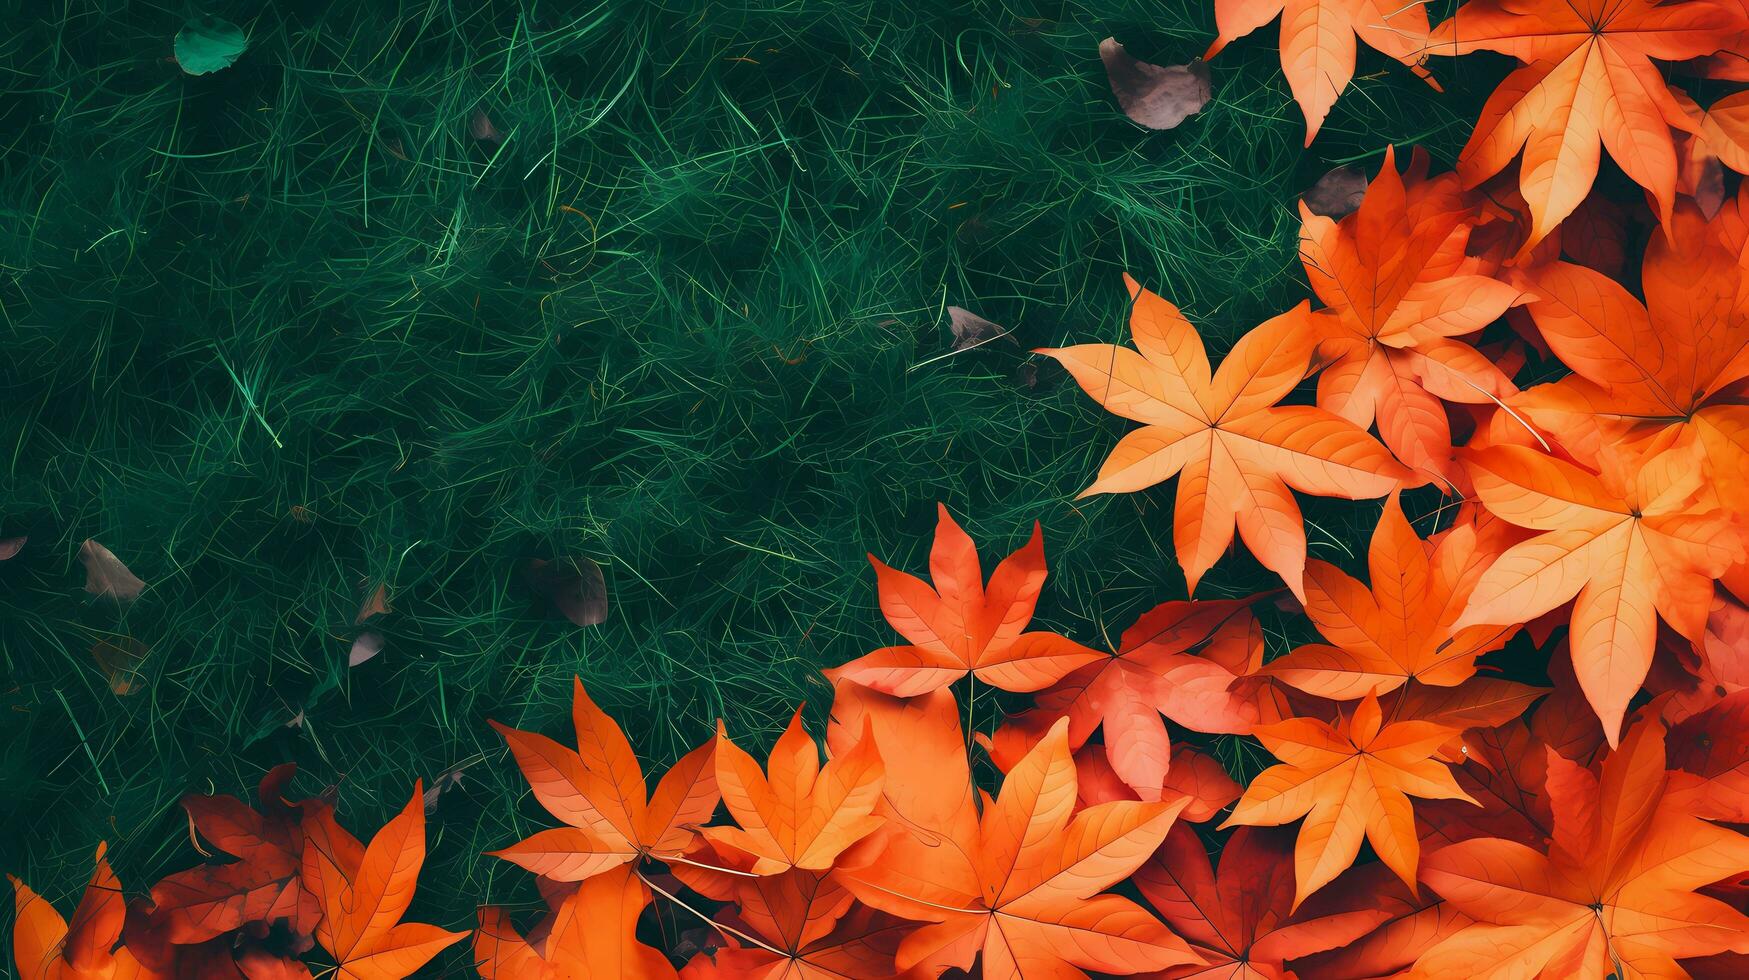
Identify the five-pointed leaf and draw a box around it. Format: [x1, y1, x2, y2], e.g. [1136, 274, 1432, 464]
[843, 718, 1199, 978]
[1513, 205, 1749, 485]
[989, 597, 1259, 801]
[1041, 275, 1406, 600]
[1299, 148, 1523, 482]
[707, 710, 885, 875]
[1428, 0, 1745, 246]
[1266, 494, 1513, 701]
[828, 504, 1103, 696]
[299, 785, 467, 980]
[1455, 439, 1746, 745]
[1414, 715, 1749, 978]
[1222, 693, 1476, 907]
[489, 678, 719, 882]
[135, 764, 319, 947]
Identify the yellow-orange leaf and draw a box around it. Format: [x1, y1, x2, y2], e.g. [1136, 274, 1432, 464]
[1040, 276, 1406, 600]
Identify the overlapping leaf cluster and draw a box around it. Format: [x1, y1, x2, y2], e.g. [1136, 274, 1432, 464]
[15, 0, 1749, 977]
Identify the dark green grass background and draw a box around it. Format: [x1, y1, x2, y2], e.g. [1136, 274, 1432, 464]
[1, 0, 1476, 970]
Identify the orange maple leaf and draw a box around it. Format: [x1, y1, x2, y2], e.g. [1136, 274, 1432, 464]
[1265, 493, 1514, 701]
[984, 597, 1259, 801]
[1512, 204, 1749, 485]
[1206, 0, 1437, 143]
[1040, 276, 1406, 600]
[1427, 0, 1745, 247]
[843, 718, 1199, 978]
[1221, 693, 1476, 907]
[827, 504, 1103, 696]
[489, 679, 719, 882]
[672, 866, 918, 979]
[1299, 147, 1524, 484]
[1455, 440, 1746, 745]
[131, 764, 319, 948]
[1413, 715, 1749, 977]
[706, 709, 886, 875]
[299, 786, 467, 980]
[1133, 823, 1394, 979]
[10, 844, 162, 980]
[475, 865, 678, 980]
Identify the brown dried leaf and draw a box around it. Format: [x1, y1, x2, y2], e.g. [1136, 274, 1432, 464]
[0, 537, 23, 561]
[1099, 38, 1211, 131]
[92, 637, 150, 695]
[524, 556, 609, 628]
[1303, 165, 1369, 219]
[356, 582, 391, 624]
[79, 539, 145, 602]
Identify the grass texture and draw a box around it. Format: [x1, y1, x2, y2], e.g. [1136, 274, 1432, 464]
[0, 0, 1477, 967]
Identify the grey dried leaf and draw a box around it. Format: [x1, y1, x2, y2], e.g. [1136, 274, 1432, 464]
[948, 306, 1012, 352]
[0, 537, 23, 561]
[423, 757, 480, 813]
[525, 556, 609, 628]
[470, 107, 502, 143]
[1099, 38, 1212, 131]
[79, 539, 145, 602]
[1304, 165, 1369, 219]
[349, 631, 385, 667]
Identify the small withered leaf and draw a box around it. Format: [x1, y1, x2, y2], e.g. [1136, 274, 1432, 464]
[947, 305, 1012, 352]
[1099, 38, 1212, 131]
[92, 637, 150, 695]
[524, 556, 610, 627]
[470, 107, 503, 143]
[356, 582, 391, 624]
[349, 631, 385, 667]
[79, 539, 145, 602]
[1303, 164, 1369, 219]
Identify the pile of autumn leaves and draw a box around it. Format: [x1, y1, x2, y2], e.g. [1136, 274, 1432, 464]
[20, 0, 1749, 977]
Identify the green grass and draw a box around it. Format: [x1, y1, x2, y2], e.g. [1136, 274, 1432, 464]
[0, 0, 1476, 969]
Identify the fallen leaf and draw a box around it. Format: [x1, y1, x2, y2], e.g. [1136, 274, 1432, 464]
[1135, 823, 1393, 977]
[1207, 0, 1436, 143]
[348, 631, 384, 667]
[524, 556, 609, 627]
[10, 843, 155, 980]
[489, 679, 719, 882]
[91, 637, 150, 695]
[1040, 275, 1406, 599]
[1415, 714, 1749, 977]
[79, 539, 145, 602]
[843, 718, 1199, 976]
[1456, 439, 1746, 745]
[355, 583, 390, 624]
[1302, 164, 1368, 218]
[946, 305, 1011, 351]
[300, 785, 468, 979]
[1099, 39, 1212, 130]
[828, 504, 1102, 696]
[0, 537, 23, 560]
[707, 709, 885, 875]
[1427, 0, 1744, 248]
[470, 107, 503, 142]
[476, 865, 677, 979]
[174, 15, 247, 75]
[1221, 693, 1475, 907]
